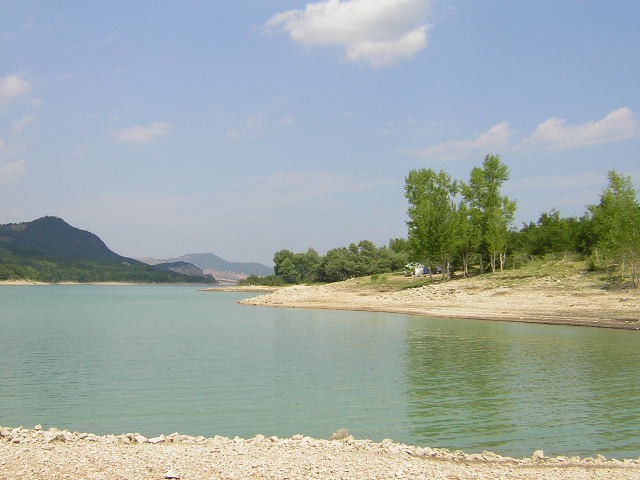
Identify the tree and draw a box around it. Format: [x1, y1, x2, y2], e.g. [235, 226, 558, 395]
[454, 200, 481, 277]
[294, 248, 322, 282]
[321, 248, 353, 282]
[589, 171, 640, 288]
[278, 257, 300, 284]
[273, 249, 295, 277]
[462, 155, 516, 272]
[405, 169, 458, 279]
[517, 209, 583, 257]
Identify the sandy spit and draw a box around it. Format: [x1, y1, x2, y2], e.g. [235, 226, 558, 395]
[2, 427, 638, 480]
[238, 276, 640, 330]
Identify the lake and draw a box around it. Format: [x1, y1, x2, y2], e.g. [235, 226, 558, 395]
[0, 285, 639, 459]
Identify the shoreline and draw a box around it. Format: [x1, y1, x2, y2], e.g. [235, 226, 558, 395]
[0, 280, 213, 287]
[237, 275, 640, 330]
[2, 426, 638, 480]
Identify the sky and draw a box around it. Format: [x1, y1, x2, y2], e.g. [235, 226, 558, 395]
[1, 0, 639, 265]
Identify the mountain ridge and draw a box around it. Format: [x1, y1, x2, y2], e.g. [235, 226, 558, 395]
[143, 252, 273, 277]
[0, 217, 215, 283]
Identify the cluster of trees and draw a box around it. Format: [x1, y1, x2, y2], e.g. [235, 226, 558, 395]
[408, 158, 640, 288]
[240, 240, 409, 285]
[588, 171, 640, 288]
[243, 157, 639, 289]
[0, 253, 216, 284]
[406, 155, 515, 277]
[514, 172, 640, 288]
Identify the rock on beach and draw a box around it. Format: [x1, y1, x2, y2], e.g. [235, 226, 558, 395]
[1, 426, 639, 479]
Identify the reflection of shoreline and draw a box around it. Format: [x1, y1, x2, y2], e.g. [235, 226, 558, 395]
[238, 279, 640, 330]
[2, 427, 638, 480]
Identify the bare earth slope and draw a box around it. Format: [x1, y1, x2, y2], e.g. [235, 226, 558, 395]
[239, 262, 640, 330]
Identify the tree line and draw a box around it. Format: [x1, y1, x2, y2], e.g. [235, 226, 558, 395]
[243, 155, 640, 289]
[240, 240, 410, 285]
[408, 156, 639, 287]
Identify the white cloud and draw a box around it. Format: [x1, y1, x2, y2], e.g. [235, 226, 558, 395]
[9, 114, 36, 135]
[267, 0, 431, 67]
[521, 107, 640, 151]
[0, 160, 27, 183]
[405, 107, 640, 162]
[113, 122, 172, 143]
[407, 122, 513, 161]
[0, 75, 31, 106]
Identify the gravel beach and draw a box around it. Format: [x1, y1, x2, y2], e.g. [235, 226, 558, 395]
[2, 427, 639, 480]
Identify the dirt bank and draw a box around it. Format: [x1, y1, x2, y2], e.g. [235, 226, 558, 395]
[238, 266, 640, 330]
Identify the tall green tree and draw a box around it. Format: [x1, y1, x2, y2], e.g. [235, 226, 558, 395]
[273, 249, 295, 277]
[454, 200, 481, 277]
[589, 171, 640, 288]
[462, 155, 516, 272]
[405, 168, 458, 279]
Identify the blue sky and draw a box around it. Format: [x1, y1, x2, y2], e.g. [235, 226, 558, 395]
[1, 1, 639, 265]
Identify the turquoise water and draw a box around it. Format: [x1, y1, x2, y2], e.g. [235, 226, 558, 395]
[0, 285, 639, 459]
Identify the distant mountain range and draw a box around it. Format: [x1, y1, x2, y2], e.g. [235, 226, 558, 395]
[0, 217, 215, 284]
[141, 252, 273, 282]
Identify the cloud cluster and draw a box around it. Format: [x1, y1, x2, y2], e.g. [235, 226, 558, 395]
[113, 122, 172, 143]
[410, 108, 640, 162]
[0, 74, 31, 106]
[267, 0, 431, 67]
[408, 122, 513, 161]
[522, 107, 639, 151]
[0, 75, 34, 184]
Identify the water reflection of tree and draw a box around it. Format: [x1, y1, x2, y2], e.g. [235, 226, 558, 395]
[406, 318, 640, 458]
[405, 317, 518, 453]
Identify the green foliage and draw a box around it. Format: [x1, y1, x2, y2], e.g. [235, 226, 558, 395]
[463, 155, 516, 273]
[516, 210, 590, 257]
[265, 240, 408, 284]
[0, 217, 215, 284]
[0, 251, 214, 283]
[405, 155, 516, 279]
[589, 171, 640, 288]
[405, 169, 458, 278]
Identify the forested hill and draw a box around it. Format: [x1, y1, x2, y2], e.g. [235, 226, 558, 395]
[0, 216, 125, 261]
[0, 216, 216, 284]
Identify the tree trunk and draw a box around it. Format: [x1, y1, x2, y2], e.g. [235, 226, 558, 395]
[462, 254, 469, 278]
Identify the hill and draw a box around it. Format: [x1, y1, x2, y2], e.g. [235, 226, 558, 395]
[0, 217, 215, 284]
[0, 216, 122, 261]
[145, 252, 273, 278]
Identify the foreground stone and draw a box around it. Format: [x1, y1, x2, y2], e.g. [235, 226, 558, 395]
[1, 426, 638, 479]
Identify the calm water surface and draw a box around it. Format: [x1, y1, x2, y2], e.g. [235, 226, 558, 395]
[0, 285, 639, 459]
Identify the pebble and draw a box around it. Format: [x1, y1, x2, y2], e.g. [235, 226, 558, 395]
[1, 425, 638, 480]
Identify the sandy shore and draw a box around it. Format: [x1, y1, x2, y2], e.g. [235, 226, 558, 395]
[238, 271, 640, 330]
[2, 427, 638, 480]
